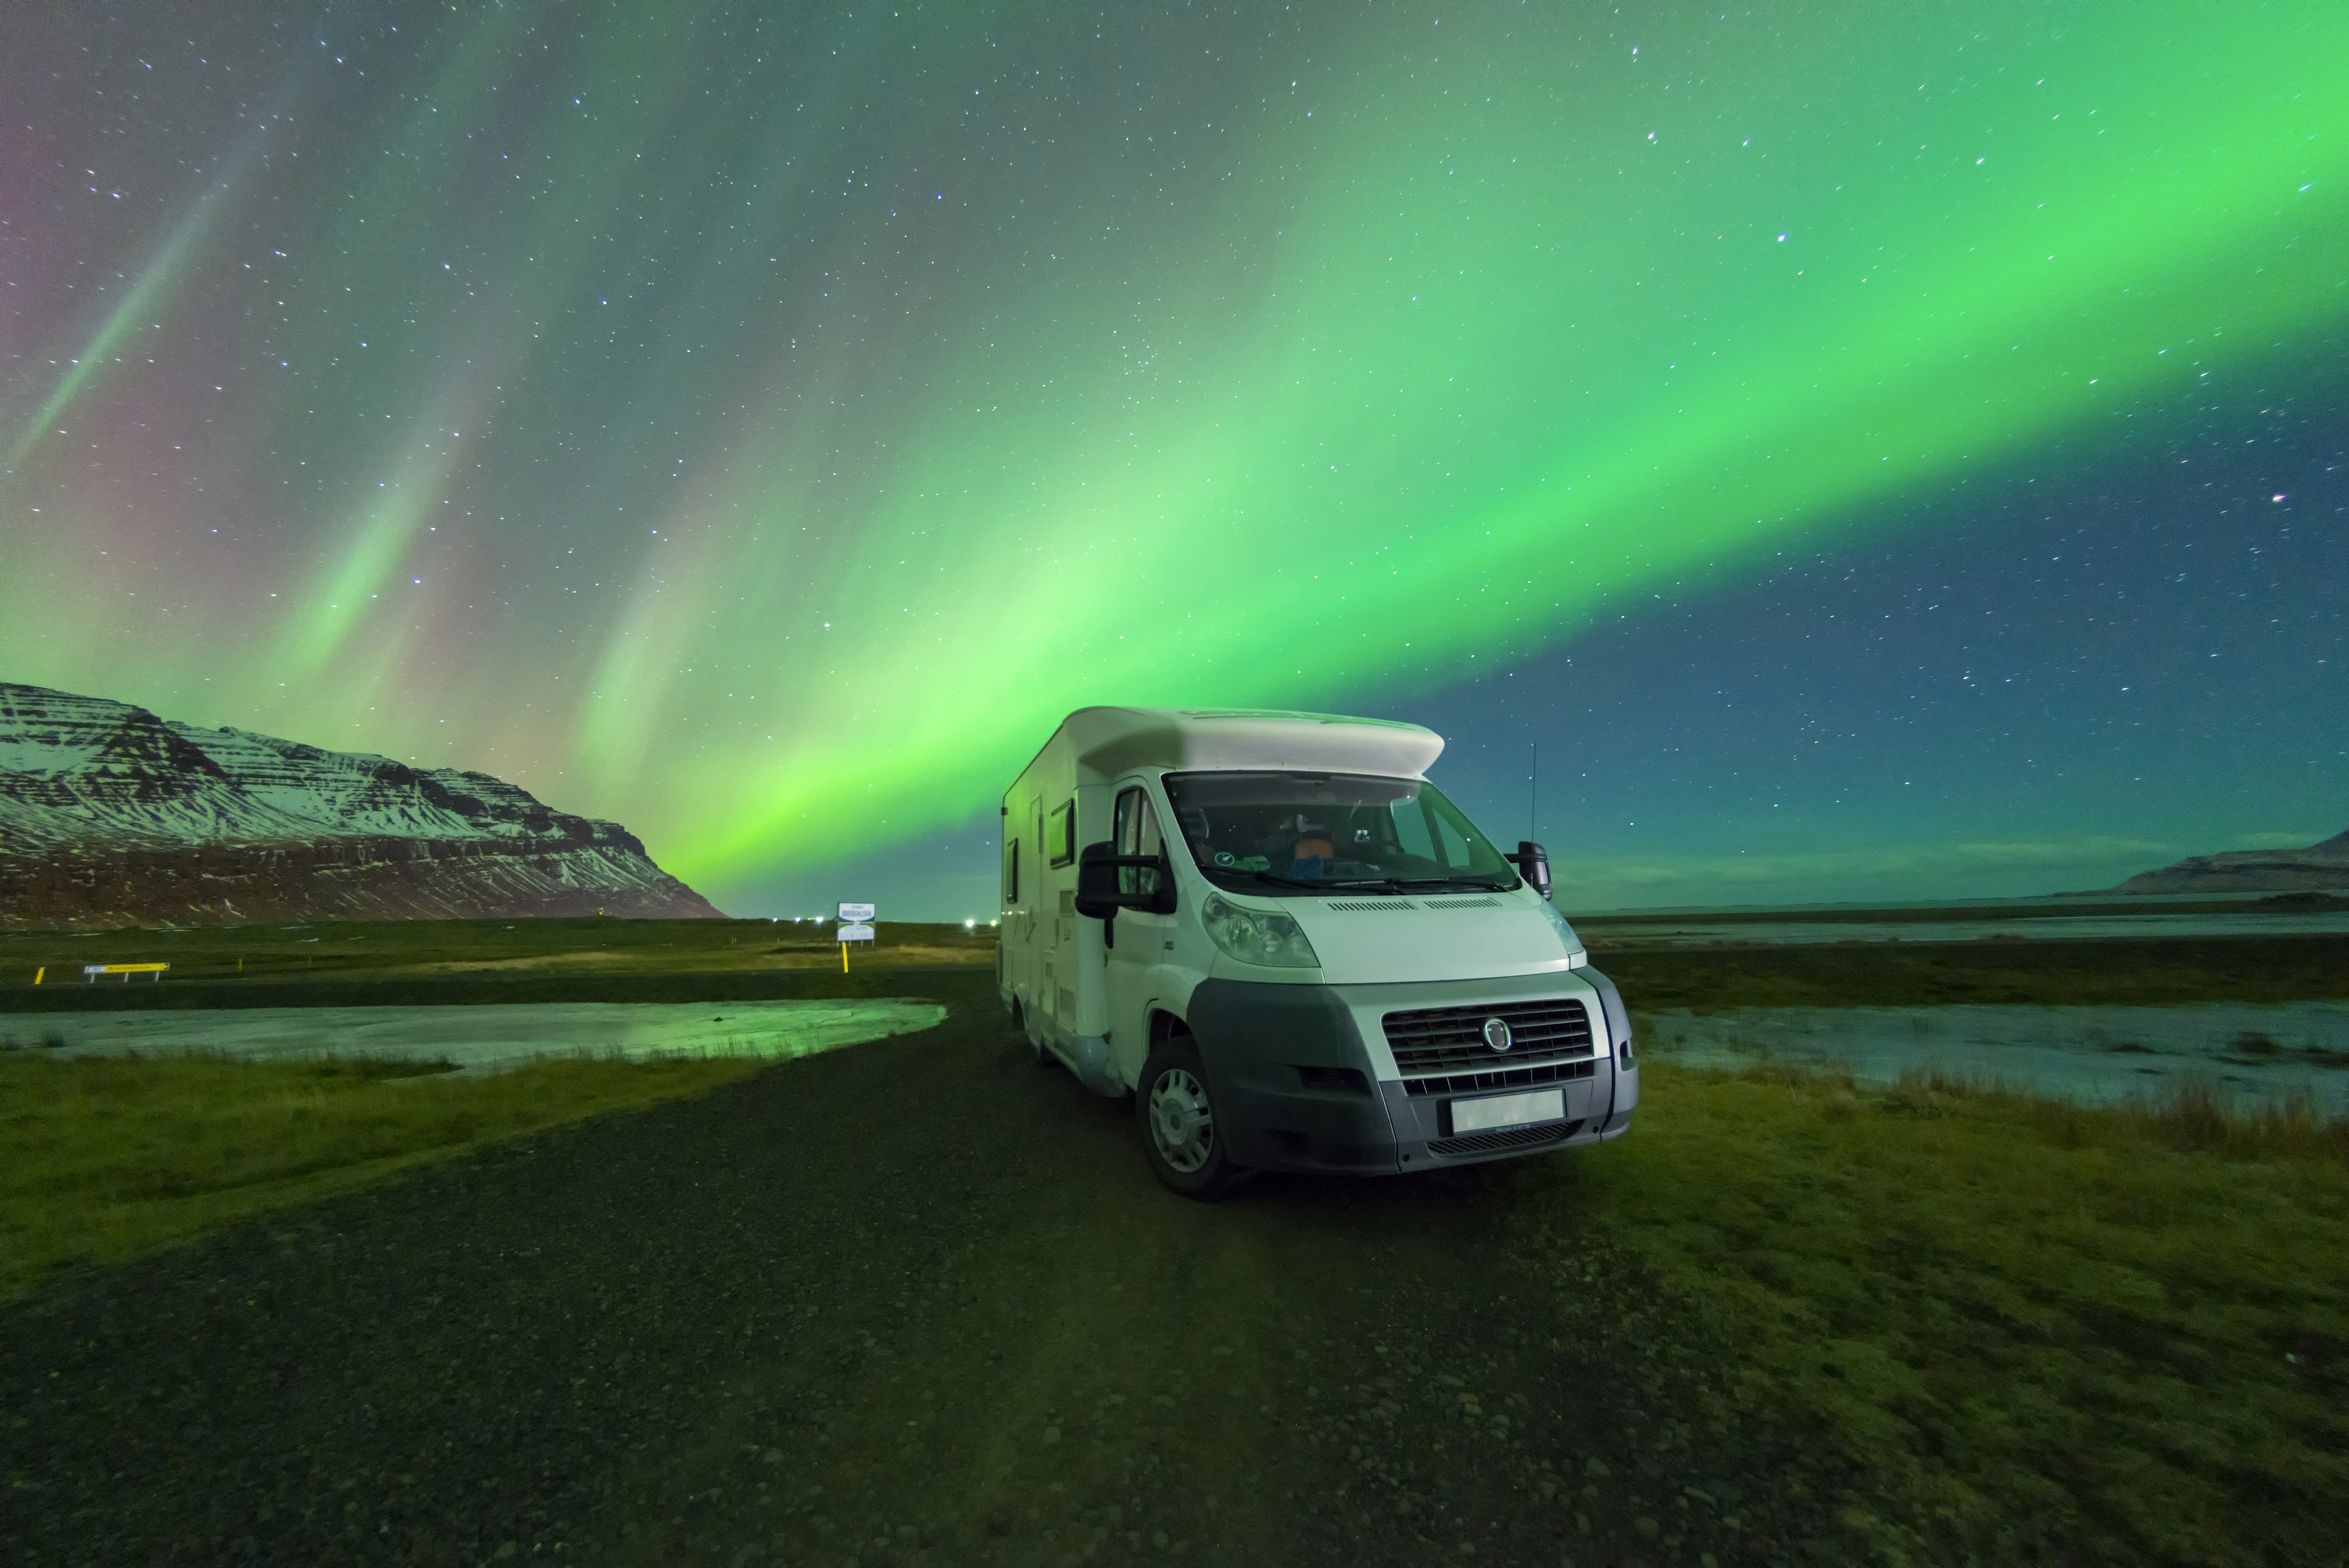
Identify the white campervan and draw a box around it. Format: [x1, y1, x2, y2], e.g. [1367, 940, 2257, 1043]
[998, 707, 1637, 1198]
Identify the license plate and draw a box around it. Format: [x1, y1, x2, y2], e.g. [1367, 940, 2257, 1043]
[1449, 1087, 1564, 1134]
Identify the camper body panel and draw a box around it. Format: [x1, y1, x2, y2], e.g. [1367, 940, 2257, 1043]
[1226, 894, 1575, 986]
[1186, 967, 1631, 1173]
[1001, 707, 1638, 1175]
[1000, 725, 1130, 1092]
[999, 730, 1075, 1074]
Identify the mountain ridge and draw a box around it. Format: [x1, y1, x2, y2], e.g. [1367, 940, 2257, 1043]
[0, 682, 722, 928]
[2085, 830, 2349, 896]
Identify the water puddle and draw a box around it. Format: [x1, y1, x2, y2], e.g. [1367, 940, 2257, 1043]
[1585, 912, 2349, 946]
[0, 998, 948, 1075]
[1640, 1001, 2349, 1113]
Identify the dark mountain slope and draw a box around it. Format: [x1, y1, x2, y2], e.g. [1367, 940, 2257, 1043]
[0, 683, 722, 929]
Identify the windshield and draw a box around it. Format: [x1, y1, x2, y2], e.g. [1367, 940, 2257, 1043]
[1161, 771, 1521, 895]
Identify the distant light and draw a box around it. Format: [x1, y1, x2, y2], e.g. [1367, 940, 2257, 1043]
[964, 918, 976, 929]
[989, 918, 1000, 927]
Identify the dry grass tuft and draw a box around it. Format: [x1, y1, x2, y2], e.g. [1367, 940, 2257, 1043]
[1557, 1061, 2349, 1564]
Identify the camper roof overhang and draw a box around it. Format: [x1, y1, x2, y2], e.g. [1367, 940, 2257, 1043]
[1045, 706, 1445, 786]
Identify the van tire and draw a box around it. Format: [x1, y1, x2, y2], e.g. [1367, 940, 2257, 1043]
[1137, 1036, 1247, 1200]
[1009, 997, 1048, 1068]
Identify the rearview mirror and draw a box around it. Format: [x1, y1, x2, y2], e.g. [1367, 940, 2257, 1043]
[1512, 840, 1553, 902]
[1074, 839, 1178, 920]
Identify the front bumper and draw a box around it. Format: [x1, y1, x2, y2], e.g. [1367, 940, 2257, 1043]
[1185, 971, 1635, 1175]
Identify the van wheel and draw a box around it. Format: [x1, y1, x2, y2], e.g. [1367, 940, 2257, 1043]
[1009, 997, 1043, 1064]
[1137, 1037, 1247, 1200]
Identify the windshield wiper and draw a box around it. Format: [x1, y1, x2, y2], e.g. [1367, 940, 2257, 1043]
[1226, 869, 1329, 890]
[1213, 870, 1496, 894]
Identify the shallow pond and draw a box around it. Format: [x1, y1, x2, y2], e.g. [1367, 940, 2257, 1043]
[1639, 1001, 2349, 1113]
[0, 997, 947, 1074]
[1583, 911, 2349, 946]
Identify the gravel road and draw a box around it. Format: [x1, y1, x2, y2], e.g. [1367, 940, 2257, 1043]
[2, 970, 1849, 1567]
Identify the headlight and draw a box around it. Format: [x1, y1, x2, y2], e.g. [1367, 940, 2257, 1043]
[1538, 900, 1588, 968]
[1201, 893, 1320, 969]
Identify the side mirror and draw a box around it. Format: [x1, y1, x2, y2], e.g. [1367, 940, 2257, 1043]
[1512, 840, 1553, 902]
[1074, 842, 1122, 920]
[1074, 839, 1178, 920]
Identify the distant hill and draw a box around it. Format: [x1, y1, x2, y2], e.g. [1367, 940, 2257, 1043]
[2084, 830, 2349, 896]
[0, 682, 723, 929]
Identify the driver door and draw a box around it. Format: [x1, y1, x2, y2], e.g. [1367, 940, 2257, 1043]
[1104, 781, 1173, 1088]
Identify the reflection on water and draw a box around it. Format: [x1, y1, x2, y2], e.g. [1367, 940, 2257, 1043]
[0, 998, 947, 1074]
[1584, 912, 2349, 946]
[1641, 1002, 2349, 1114]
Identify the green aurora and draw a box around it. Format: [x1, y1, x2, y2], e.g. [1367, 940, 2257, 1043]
[3, 1, 2343, 907]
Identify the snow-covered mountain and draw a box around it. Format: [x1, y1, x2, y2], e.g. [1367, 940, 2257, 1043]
[0, 682, 723, 928]
[2102, 830, 2349, 895]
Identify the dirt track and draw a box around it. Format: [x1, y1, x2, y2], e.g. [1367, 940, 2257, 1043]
[1, 970, 1845, 1567]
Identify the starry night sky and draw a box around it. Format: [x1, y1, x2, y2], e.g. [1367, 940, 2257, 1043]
[4, 1, 2343, 918]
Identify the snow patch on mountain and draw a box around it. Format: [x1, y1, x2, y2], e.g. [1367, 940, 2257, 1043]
[0, 682, 722, 927]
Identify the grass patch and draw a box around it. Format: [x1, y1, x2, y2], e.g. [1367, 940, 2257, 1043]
[1555, 1063, 2349, 1563]
[0, 916, 996, 1013]
[0, 914, 997, 991]
[0, 1049, 762, 1302]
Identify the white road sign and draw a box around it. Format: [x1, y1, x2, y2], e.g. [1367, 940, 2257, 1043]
[837, 902, 876, 923]
[838, 924, 876, 943]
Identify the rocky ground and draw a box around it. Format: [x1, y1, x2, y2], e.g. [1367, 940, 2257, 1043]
[1, 969, 1846, 1568]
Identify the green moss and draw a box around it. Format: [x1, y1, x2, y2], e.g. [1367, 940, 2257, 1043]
[0, 1049, 760, 1301]
[1556, 1063, 2349, 1562]
[0, 915, 998, 1013]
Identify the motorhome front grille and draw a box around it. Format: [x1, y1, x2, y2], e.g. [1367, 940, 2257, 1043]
[1427, 1120, 1582, 1159]
[1419, 897, 1504, 909]
[1382, 998, 1594, 1076]
[1400, 1057, 1595, 1099]
[1323, 900, 1420, 913]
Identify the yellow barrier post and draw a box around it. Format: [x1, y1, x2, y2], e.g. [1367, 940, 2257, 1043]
[82, 962, 170, 984]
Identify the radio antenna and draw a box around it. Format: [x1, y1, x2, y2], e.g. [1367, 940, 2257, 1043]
[1529, 741, 1538, 841]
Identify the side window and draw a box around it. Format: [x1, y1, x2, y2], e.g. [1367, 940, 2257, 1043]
[1113, 787, 1165, 897]
[1003, 837, 1020, 907]
[1047, 800, 1077, 868]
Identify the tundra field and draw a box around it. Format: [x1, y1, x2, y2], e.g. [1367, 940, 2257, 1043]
[2, 913, 2345, 1567]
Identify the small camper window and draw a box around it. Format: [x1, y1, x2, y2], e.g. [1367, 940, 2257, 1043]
[1003, 838, 1020, 905]
[1047, 800, 1077, 868]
